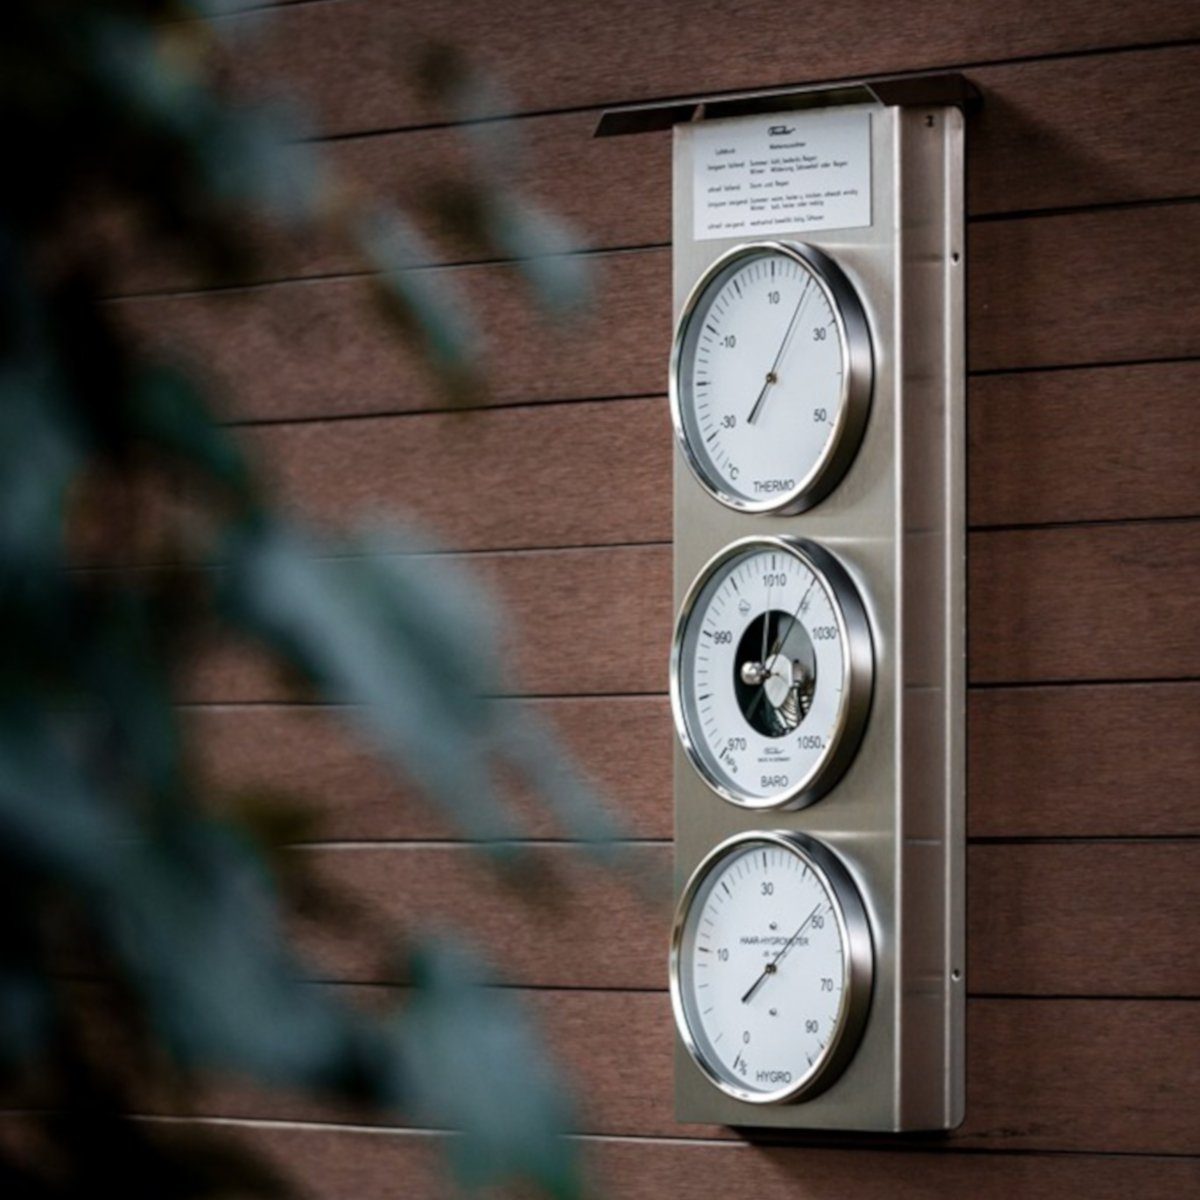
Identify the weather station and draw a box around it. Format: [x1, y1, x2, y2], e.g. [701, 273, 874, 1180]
[599, 74, 973, 1132]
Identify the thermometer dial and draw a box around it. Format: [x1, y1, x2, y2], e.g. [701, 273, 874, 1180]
[669, 241, 872, 513]
[671, 536, 872, 810]
[671, 831, 873, 1104]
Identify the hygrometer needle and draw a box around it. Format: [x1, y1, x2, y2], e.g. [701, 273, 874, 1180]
[740, 903, 821, 1004]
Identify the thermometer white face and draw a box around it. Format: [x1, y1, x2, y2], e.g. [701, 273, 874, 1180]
[671, 832, 872, 1104]
[670, 537, 872, 809]
[670, 241, 872, 513]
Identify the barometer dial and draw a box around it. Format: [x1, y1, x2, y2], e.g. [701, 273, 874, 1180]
[671, 831, 873, 1104]
[671, 536, 872, 810]
[669, 241, 872, 513]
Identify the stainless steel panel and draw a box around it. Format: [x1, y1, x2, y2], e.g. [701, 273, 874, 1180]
[670, 99, 965, 1132]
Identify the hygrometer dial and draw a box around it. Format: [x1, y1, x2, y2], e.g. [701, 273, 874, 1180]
[671, 831, 873, 1104]
[670, 241, 872, 513]
[671, 536, 872, 810]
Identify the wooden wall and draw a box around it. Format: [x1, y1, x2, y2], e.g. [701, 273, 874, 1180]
[126, 2, 1200, 1195]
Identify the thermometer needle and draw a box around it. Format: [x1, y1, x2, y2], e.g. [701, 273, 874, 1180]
[746, 372, 776, 425]
[741, 903, 822, 1004]
[746, 280, 812, 425]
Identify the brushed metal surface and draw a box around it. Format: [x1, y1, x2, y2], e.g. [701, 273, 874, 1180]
[670, 99, 965, 1131]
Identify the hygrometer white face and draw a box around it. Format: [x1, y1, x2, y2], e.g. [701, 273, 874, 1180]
[671, 832, 872, 1104]
[670, 537, 872, 809]
[670, 241, 872, 513]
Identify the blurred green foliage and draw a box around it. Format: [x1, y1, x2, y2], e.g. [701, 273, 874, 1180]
[0, 3, 608, 1197]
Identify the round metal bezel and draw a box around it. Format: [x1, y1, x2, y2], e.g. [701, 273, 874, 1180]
[669, 830, 874, 1105]
[669, 535, 874, 811]
[668, 240, 874, 515]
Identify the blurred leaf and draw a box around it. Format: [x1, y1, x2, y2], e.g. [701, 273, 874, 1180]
[219, 518, 524, 843]
[0, 385, 80, 579]
[0, 966, 50, 1070]
[0, 257, 82, 581]
[0, 4, 604, 1197]
[101, 816, 373, 1090]
[415, 44, 591, 313]
[425, 182, 590, 315]
[492, 706, 624, 858]
[91, 18, 323, 228]
[126, 363, 253, 502]
[193, 101, 325, 228]
[400, 942, 580, 1199]
[0, 711, 132, 888]
[484, 198, 591, 315]
[357, 209, 483, 394]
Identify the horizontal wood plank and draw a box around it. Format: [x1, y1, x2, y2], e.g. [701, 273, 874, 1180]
[189, 680, 1200, 841]
[27, 984, 1199, 1156]
[185, 519, 1200, 701]
[64, 1118, 1194, 1199]
[217, 1, 1200, 136]
[121, 203, 1200, 424]
[968, 361, 1200, 527]
[119, 249, 668, 422]
[224, 359, 1200, 555]
[968, 520, 1200, 684]
[288, 841, 1200, 995]
[169, 993, 1200, 1155]
[968, 202, 1200, 372]
[966, 682, 1200, 837]
[276, 1123, 1200, 1200]
[241, 396, 674, 552]
[968, 841, 1199, 995]
[190, 697, 672, 841]
[113, 46, 1200, 291]
[184, 542, 675, 701]
[967, 46, 1200, 216]
[221, 544, 663, 707]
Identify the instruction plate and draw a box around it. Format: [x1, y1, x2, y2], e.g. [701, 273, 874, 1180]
[692, 108, 872, 240]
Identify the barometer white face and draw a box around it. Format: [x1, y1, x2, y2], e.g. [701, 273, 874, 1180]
[671, 832, 872, 1104]
[670, 241, 872, 513]
[670, 536, 872, 809]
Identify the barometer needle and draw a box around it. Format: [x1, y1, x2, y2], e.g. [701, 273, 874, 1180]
[741, 578, 816, 726]
[738, 604, 777, 728]
[762, 586, 772, 666]
[740, 903, 822, 1004]
[773, 580, 816, 665]
[743, 674, 775, 725]
[746, 280, 812, 426]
